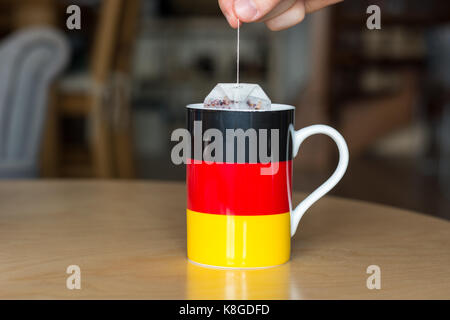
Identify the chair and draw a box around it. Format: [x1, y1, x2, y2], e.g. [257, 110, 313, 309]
[54, 0, 139, 178]
[0, 27, 69, 178]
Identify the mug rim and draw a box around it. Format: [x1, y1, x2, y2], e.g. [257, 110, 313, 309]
[186, 103, 295, 112]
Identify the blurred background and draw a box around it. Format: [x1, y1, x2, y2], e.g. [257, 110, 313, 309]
[0, 0, 449, 219]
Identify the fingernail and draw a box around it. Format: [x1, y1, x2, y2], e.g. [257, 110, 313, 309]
[235, 0, 258, 21]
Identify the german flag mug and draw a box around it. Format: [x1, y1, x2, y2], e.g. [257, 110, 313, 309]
[186, 104, 349, 268]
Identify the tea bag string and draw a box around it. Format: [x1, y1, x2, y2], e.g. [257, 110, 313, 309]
[237, 19, 240, 86]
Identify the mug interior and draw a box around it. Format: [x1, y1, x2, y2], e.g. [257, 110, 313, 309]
[187, 103, 295, 112]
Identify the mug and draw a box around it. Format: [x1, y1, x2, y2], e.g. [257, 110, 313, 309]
[186, 104, 348, 268]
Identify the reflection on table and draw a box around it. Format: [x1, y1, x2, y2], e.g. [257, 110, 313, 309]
[186, 261, 302, 300]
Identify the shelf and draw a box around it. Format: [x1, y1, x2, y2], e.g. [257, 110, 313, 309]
[333, 55, 425, 69]
[336, 13, 450, 27]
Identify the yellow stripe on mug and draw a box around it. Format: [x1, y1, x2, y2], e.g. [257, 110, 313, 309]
[187, 209, 290, 268]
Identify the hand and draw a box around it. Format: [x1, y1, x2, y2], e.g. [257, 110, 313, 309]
[219, 0, 343, 31]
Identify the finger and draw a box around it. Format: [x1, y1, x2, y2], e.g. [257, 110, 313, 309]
[219, 0, 242, 28]
[304, 0, 343, 13]
[265, 0, 305, 31]
[233, 0, 285, 23]
[258, 0, 298, 22]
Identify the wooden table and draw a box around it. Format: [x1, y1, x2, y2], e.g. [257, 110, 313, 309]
[0, 181, 449, 299]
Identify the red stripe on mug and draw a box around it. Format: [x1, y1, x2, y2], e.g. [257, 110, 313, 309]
[187, 160, 292, 216]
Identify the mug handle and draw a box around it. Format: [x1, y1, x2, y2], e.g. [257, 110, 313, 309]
[288, 124, 349, 237]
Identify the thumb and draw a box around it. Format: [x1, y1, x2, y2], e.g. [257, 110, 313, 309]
[234, 0, 291, 22]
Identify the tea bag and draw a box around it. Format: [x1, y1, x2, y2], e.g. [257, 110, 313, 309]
[204, 83, 271, 110]
[204, 20, 271, 110]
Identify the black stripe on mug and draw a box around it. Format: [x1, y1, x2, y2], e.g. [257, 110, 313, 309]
[187, 105, 294, 163]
